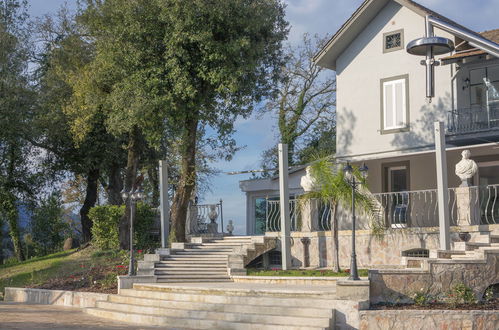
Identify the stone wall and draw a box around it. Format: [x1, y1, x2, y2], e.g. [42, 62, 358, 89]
[370, 252, 499, 304]
[267, 225, 498, 269]
[359, 310, 499, 330]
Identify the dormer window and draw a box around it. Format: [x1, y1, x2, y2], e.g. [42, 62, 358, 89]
[383, 29, 404, 53]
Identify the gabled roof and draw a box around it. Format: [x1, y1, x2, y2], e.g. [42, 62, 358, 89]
[314, 0, 492, 70]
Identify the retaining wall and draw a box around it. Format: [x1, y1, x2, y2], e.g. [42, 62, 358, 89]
[359, 309, 499, 330]
[3, 287, 108, 308]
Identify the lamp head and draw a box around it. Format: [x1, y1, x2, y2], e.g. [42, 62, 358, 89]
[359, 163, 369, 180]
[343, 162, 353, 181]
[132, 189, 144, 201]
[121, 189, 129, 200]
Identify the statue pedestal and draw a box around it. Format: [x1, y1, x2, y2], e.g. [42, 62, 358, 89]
[207, 222, 218, 234]
[300, 199, 319, 232]
[455, 186, 479, 226]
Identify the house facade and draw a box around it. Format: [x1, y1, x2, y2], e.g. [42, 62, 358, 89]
[314, 0, 499, 229]
[238, 0, 499, 268]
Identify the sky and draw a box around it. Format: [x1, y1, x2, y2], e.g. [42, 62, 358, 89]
[26, 0, 499, 234]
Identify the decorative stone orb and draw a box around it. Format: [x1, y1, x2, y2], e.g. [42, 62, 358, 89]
[455, 150, 478, 187]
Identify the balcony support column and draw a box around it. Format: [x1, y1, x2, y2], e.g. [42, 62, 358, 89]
[434, 121, 451, 250]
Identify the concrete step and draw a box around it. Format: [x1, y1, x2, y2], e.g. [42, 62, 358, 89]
[95, 301, 332, 327]
[155, 265, 227, 270]
[157, 260, 227, 264]
[163, 256, 228, 260]
[154, 274, 231, 279]
[175, 251, 232, 255]
[156, 278, 233, 283]
[154, 270, 228, 275]
[108, 294, 334, 318]
[85, 307, 326, 330]
[124, 287, 338, 305]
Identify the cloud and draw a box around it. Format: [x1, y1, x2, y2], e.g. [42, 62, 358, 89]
[285, 0, 324, 14]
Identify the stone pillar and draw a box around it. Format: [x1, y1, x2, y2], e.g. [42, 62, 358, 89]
[278, 143, 292, 270]
[434, 121, 450, 250]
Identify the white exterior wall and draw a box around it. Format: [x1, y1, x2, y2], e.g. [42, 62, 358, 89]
[336, 2, 454, 159]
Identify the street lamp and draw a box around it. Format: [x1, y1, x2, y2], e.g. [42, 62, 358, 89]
[121, 188, 144, 276]
[343, 162, 368, 281]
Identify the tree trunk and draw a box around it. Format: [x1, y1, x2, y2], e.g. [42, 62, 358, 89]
[107, 163, 123, 205]
[119, 129, 141, 250]
[330, 201, 340, 272]
[170, 114, 198, 243]
[148, 165, 160, 208]
[80, 168, 100, 243]
[5, 197, 25, 262]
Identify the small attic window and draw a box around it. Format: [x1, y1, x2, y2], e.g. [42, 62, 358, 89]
[383, 29, 404, 53]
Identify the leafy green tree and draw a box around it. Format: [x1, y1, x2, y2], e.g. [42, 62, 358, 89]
[303, 157, 379, 272]
[33, 8, 127, 242]
[0, 0, 39, 261]
[31, 192, 69, 256]
[68, 0, 288, 245]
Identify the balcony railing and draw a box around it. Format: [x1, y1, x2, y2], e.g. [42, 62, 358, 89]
[447, 104, 499, 135]
[266, 199, 299, 232]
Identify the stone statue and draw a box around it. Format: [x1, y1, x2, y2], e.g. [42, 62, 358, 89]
[300, 166, 317, 192]
[455, 150, 478, 187]
[207, 205, 219, 234]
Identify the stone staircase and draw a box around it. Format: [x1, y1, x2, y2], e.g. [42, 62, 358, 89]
[85, 283, 337, 329]
[138, 236, 277, 283]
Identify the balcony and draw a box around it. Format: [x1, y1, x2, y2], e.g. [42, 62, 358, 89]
[447, 78, 499, 139]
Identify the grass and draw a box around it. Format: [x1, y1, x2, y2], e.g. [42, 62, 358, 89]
[246, 268, 369, 277]
[0, 246, 131, 298]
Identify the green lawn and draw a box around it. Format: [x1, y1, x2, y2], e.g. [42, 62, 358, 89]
[246, 268, 369, 277]
[0, 247, 129, 298]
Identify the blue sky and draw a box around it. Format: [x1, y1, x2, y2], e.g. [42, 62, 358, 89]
[27, 0, 499, 234]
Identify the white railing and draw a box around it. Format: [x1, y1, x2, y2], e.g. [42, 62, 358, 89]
[186, 201, 223, 235]
[480, 184, 499, 225]
[373, 189, 439, 228]
[265, 199, 299, 232]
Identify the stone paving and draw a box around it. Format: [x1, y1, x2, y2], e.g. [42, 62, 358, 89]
[0, 303, 166, 330]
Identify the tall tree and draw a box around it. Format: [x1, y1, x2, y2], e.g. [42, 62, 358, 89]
[33, 8, 127, 242]
[0, 0, 37, 261]
[262, 34, 336, 168]
[68, 0, 288, 246]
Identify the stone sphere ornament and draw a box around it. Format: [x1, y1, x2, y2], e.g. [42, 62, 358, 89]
[455, 150, 478, 187]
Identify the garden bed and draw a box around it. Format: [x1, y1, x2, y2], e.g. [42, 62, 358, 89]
[371, 299, 499, 310]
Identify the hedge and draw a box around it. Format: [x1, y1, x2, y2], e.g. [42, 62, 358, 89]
[89, 203, 157, 251]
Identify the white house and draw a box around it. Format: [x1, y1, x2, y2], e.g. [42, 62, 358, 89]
[237, 0, 499, 269]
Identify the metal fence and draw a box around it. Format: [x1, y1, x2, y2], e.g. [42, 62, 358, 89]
[265, 199, 299, 232]
[447, 105, 499, 135]
[186, 201, 224, 235]
[372, 185, 499, 228]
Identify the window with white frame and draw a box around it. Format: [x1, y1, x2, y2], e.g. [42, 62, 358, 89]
[381, 75, 409, 133]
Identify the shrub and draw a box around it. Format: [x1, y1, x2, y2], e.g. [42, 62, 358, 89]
[89, 203, 157, 251]
[412, 289, 435, 306]
[448, 283, 476, 305]
[89, 205, 122, 250]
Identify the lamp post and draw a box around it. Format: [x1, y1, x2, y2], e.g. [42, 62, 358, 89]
[343, 162, 368, 281]
[121, 188, 144, 276]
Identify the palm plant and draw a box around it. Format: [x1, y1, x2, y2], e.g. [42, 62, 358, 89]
[300, 156, 380, 272]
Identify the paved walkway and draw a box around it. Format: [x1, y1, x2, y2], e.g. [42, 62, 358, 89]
[0, 303, 163, 330]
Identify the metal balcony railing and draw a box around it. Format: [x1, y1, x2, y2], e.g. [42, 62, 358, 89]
[447, 105, 499, 135]
[265, 199, 299, 232]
